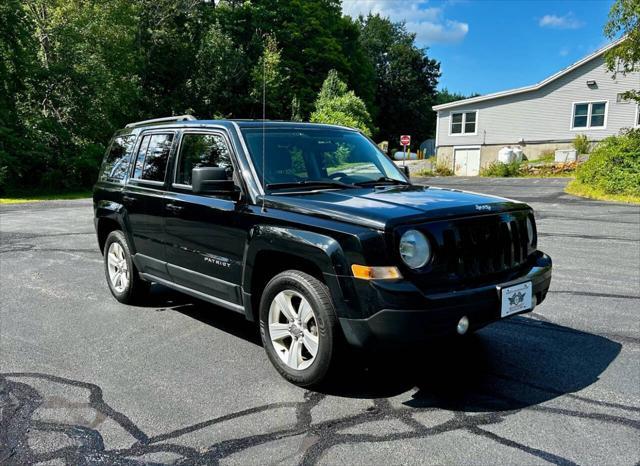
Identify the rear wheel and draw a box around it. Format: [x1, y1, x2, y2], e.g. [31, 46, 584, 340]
[259, 270, 339, 387]
[103, 230, 149, 304]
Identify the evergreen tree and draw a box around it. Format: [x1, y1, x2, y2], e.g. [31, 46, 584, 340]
[310, 70, 373, 136]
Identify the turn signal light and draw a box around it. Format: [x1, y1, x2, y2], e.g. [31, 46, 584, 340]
[351, 264, 402, 280]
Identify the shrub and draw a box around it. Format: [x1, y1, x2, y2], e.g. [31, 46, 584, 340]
[537, 151, 555, 163]
[573, 134, 590, 154]
[416, 164, 454, 177]
[480, 161, 522, 177]
[575, 129, 640, 196]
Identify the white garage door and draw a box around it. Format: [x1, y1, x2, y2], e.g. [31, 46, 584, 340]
[454, 147, 481, 176]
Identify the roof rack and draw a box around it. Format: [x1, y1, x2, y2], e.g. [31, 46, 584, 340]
[125, 114, 196, 129]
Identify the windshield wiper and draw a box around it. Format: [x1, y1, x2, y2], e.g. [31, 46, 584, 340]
[265, 180, 357, 191]
[354, 176, 410, 187]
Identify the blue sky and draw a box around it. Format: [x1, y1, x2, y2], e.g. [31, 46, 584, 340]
[342, 0, 616, 96]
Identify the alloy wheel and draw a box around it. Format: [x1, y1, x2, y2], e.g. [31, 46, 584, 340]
[268, 289, 319, 370]
[107, 242, 129, 293]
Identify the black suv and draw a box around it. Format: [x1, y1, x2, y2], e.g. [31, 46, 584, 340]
[93, 116, 552, 386]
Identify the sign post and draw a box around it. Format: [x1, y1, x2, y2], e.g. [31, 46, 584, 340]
[400, 135, 411, 165]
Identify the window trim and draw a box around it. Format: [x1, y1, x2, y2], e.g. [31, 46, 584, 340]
[570, 101, 608, 131]
[635, 104, 640, 128]
[449, 110, 478, 136]
[127, 129, 177, 186]
[171, 129, 239, 192]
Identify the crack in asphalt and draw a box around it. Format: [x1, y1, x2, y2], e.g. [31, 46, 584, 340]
[548, 290, 640, 300]
[537, 232, 639, 243]
[1, 370, 638, 466]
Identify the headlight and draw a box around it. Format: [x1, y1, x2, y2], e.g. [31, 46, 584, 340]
[526, 216, 536, 246]
[399, 229, 431, 269]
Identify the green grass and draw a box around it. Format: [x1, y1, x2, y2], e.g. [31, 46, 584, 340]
[565, 180, 640, 204]
[0, 190, 92, 204]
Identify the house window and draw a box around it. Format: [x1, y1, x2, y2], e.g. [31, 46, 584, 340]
[636, 105, 640, 127]
[451, 111, 477, 135]
[572, 102, 607, 129]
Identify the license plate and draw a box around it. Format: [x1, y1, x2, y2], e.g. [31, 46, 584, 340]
[500, 281, 532, 318]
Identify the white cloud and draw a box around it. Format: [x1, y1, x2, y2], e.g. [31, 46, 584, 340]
[538, 13, 584, 29]
[342, 0, 469, 45]
[559, 46, 570, 57]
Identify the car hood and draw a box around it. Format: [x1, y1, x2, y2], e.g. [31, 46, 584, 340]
[264, 184, 528, 230]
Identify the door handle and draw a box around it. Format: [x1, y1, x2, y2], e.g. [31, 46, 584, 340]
[165, 203, 184, 214]
[122, 195, 135, 204]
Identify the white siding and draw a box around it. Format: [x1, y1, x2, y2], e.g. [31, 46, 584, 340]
[436, 55, 640, 147]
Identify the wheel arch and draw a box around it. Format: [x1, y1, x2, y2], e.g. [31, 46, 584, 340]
[242, 226, 351, 322]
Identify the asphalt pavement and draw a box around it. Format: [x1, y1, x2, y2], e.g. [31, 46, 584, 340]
[1, 177, 639, 465]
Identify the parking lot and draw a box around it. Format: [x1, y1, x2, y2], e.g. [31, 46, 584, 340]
[1, 177, 639, 465]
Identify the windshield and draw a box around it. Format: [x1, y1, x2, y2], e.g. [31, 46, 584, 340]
[241, 128, 407, 192]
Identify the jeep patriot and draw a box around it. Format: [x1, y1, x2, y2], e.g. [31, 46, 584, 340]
[93, 115, 552, 386]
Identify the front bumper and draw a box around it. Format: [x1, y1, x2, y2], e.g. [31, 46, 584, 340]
[338, 253, 552, 347]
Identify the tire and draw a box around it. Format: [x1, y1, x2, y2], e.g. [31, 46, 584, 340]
[103, 230, 149, 304]
[259, 270, 340, 387]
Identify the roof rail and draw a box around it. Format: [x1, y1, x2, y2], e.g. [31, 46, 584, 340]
[125, 114, 196, 129]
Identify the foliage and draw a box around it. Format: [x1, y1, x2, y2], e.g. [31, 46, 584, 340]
[481, 160, 577, 177]
[575, 128, 640, 196]
[310, 70, 373, 136]
[604, 0, 640, 103]
[290, 96, 303, 122]
[480, 161, 523, 177]
[536, 151, 556, 163]
[565, 180, 640, 204]
[357, 14, 440, 146]
[519, 162, 577, 177]
[573, 134, 591, 154]
[416, 164, 454, 177]
[0, 0, 443, 194]
[434, 88, 480, 106]
[250, 34, 286, 117]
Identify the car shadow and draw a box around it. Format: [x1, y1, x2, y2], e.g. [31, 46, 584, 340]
[322, 316, 622, 413]
[142, 285, 621, 413]
[143, 284, 262, 345]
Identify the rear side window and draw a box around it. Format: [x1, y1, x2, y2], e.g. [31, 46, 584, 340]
[132, 133, 174, 182]
[175, 133, 232, 185]
[99, 135, 136, 182]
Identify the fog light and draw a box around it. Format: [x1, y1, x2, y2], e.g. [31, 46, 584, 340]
[457, 316, 469, 335]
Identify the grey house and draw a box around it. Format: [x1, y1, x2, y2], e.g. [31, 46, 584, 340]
[432, 38, 639, 176]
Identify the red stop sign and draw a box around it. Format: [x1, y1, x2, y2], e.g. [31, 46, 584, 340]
[400, 135, 411, 146]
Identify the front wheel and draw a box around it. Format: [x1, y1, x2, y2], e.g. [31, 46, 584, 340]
[259, 270, 340, 387]
[103, 230, 149, 304]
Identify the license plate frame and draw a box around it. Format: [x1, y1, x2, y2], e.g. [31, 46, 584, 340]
[499, 281, 533, 318]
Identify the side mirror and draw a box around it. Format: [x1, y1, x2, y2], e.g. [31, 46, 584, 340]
[192, 167, 235, 194]
[403, 165, 410, 178]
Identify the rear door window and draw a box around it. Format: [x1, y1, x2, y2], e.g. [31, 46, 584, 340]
[99, 135, 136, 182]
[132, 133, 174, 183]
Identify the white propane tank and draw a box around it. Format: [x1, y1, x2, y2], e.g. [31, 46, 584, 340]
[498, 146, 515, 164]
[512, 146, 524, 162]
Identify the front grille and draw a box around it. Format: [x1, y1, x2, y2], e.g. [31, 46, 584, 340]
[441, 215, 530, 279]
[400, 210, 534, 289]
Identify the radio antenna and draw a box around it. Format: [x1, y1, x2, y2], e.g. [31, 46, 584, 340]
[261, 34, 267, 213]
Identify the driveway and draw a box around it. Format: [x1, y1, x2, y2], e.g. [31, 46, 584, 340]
[1, 177, 639, 465]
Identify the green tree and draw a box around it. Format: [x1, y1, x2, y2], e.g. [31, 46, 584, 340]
[291, 96, 303, 122]
[357, 14, 440, 146]
[192, 22, 247, 118]
[604, 0, 640, 102]
[435, 88, 480, 106]
[310, 70, 373, 136]
[250, 34, 286, 118]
